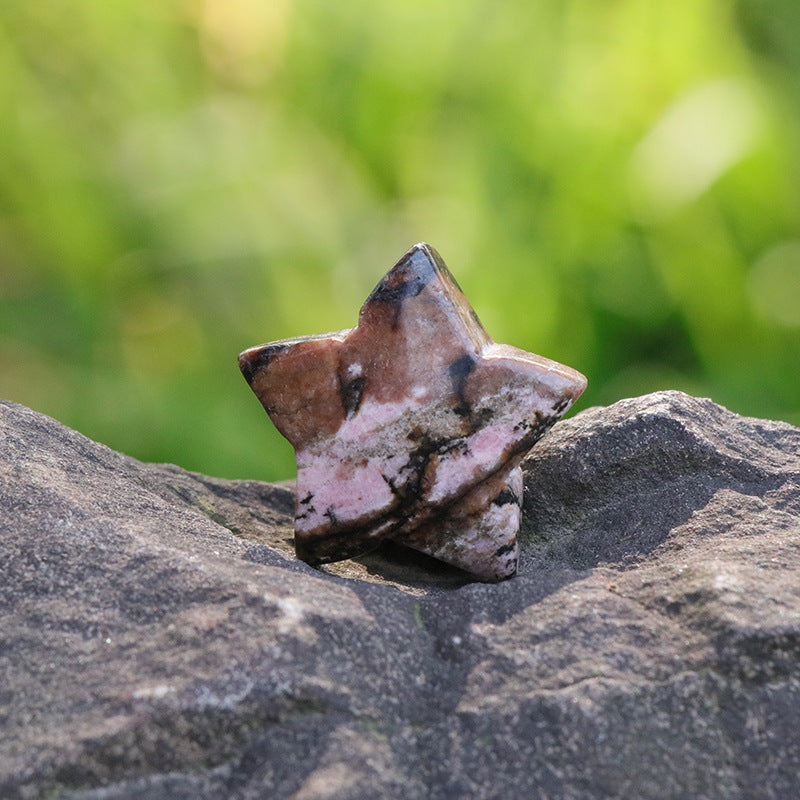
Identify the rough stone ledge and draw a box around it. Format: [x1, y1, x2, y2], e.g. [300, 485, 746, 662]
[1, 391, 799, 800]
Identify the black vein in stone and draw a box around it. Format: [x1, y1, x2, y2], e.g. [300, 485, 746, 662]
[493, 487, 520, 507]
[448, 354, 476, 418]
[338, 373, 365, 419]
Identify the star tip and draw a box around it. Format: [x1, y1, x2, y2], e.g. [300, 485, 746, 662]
[237, 347, 260, 385]
[575, 369, 589, 398]
[238, 342, 286, 385]
[401, 242, 433, 261]
[405, 242, 447, 270]
[388, 242, 440, 274]
[419, 242, 443, 257]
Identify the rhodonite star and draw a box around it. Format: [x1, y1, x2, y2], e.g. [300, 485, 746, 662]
[239, 243, 587, 581]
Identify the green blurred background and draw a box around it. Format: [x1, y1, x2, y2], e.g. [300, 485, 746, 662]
[2, 0, 799, 482]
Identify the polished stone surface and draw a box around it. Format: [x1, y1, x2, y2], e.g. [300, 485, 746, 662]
[239, 243, 587, 580]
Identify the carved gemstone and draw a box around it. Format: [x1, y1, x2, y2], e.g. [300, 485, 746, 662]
[239, 243, 587, 581]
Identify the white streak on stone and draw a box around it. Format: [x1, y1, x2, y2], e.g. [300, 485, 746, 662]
[335, 397, 419, 442]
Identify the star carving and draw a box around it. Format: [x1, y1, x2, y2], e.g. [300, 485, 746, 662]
[239, 243, 586, 580]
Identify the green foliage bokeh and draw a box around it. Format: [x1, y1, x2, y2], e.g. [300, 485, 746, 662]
[1, 0, 799, 481]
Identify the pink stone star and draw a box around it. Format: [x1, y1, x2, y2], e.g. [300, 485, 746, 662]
[239, 244, 587, 581]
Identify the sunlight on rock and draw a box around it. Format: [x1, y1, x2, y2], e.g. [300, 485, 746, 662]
[629, 78, 763, 220]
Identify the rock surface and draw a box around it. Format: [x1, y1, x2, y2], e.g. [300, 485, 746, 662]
[1, 391, 800, 799]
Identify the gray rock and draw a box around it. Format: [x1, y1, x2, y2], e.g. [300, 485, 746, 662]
[1, 391, 799, 800]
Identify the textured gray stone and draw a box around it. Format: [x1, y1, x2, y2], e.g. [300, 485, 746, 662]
[1, 391, 799, 799]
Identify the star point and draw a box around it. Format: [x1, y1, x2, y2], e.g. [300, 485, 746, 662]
[240, 244, 587, 580]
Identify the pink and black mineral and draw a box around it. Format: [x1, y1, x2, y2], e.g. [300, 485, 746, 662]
[239, 244, 587, 581]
